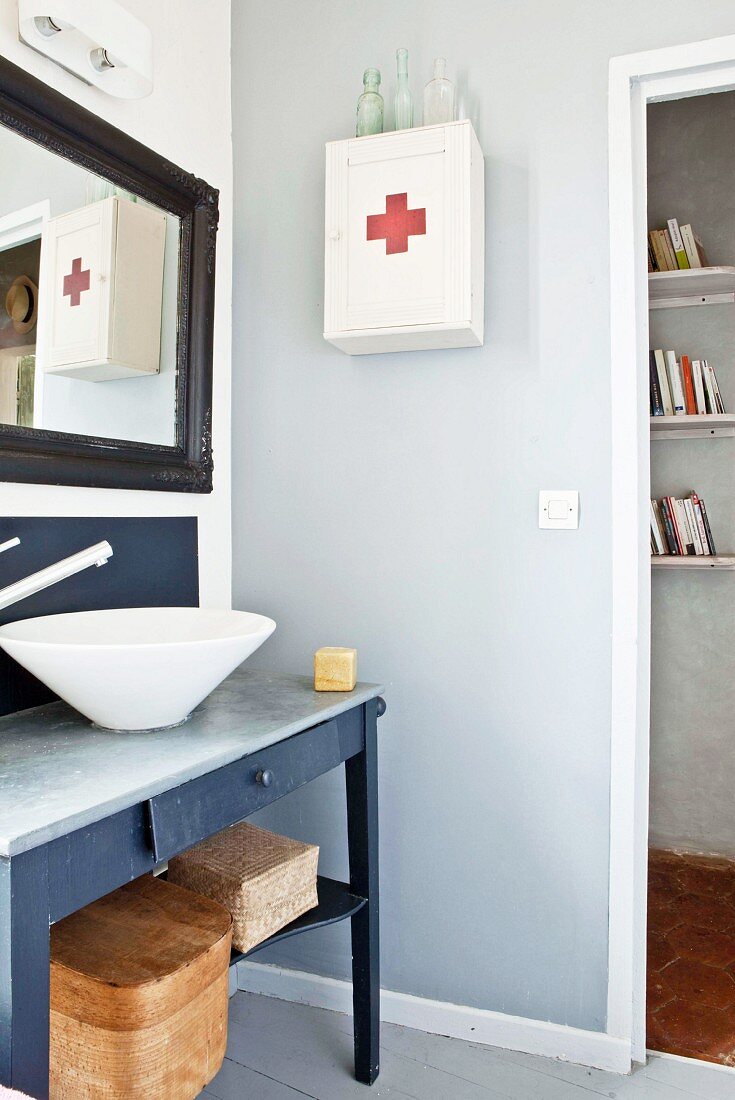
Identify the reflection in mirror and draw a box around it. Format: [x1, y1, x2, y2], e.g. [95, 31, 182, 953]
[0, 122, 180, 447]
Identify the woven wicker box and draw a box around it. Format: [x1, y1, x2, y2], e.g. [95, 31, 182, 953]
[167, 822, 319, 954]
[50, 875, 232, 1100]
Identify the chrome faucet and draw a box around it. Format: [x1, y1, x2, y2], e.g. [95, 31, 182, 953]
[0, 538, 113, 611]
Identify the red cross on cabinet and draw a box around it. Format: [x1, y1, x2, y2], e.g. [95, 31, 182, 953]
[62, 257, 91, 307]
[366, 193, 427, 255]
[324, 120, 484, 355]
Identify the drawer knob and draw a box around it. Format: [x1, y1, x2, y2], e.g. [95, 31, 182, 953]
[256, 768, 273, 787]
[377, 696, 387, 717]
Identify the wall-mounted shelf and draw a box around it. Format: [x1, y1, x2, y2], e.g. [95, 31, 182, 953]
[652, 555, 735, 570]
[650, 414, 735, 439]
[649, 266, 735, 309]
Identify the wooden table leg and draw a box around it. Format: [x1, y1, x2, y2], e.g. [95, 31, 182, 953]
[346, 697, 381, 1085]
[0, 848, 51, 1099]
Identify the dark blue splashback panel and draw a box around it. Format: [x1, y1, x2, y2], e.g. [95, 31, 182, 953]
[0, 517, 198, 717]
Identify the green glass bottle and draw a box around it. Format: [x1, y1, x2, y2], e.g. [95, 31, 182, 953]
[394, 48, 413, 130]
[356, 68, 384, 137]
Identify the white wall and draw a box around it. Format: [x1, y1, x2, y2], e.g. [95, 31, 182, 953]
[231, 0, 735, 1034]
[0, 0, 232, 607]
[648, 91, 735, 856]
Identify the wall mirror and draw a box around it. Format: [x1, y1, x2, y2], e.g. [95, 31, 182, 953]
[0, 57, 217, 491]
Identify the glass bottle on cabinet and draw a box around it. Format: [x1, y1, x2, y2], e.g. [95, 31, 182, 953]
[394, 48, 413, 130]
[356, 68, 384, 137]
[423, 57, 455, 125]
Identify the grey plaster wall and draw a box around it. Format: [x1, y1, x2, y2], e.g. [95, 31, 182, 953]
[231, 2, 735, 1032]
[648, 92, 735, 856]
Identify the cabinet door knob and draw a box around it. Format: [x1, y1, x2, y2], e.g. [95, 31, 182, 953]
[328, 229, 340, 241]
[256, 768, 273, 787]
[377, 696, 386, 717]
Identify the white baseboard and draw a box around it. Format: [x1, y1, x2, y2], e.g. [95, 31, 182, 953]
[236, 961, 632, 1074]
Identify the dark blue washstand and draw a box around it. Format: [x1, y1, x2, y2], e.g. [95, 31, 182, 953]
[0, 669, 384, 1098]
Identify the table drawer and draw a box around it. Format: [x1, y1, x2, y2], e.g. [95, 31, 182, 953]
[146, 709, 363, 863]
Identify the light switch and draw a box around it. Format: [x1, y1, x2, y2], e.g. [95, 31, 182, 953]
[547, 498, 568, 520]
[539, 490, 579, 530]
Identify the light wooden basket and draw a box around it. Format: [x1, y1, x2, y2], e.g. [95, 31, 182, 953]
[168, 822, 319, 954]
[50, 875, 232, 1100]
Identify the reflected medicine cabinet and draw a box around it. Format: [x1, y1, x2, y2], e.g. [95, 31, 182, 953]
[324, 120, 484, 355]
[39, 196, 166, 382]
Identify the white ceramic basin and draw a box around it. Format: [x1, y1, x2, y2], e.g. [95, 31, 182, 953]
[0, 607, 276, 731]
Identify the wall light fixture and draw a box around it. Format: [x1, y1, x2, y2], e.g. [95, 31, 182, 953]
[18, 0, 153, 99]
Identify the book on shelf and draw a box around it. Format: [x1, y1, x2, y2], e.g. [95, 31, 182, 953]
[665, 349, 686, 414]
[690, 491, 710, 555]
[649, 228, 674, 271]
[650, 500, 667, 555]
[673, 497, 695, 554]
[692, 359, 706, 414]
[648, 221, 710, 272]
[683, 497, 703, 554]
[654, 348, 673, 415]
[649, 349, 726, 417]
[680, 224, 706, 269]
[705, 360, 725, 413]
[667, 219, 690, 269]
[649, 351, 663, 416]
[650, 492, 717, 557]
[681, 355, 696, 415]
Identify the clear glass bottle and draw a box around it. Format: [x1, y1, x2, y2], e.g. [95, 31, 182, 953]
[394, 48, 413, 131]
[356, 68, 384, 137]
[423, 57, 455, 126]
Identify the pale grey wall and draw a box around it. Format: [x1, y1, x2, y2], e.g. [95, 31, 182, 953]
[648, 92, 735, 856]
[231, 1, 735, 1032]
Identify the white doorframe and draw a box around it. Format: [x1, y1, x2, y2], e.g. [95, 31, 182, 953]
[0, 201, 50, 251]
[608, 34, 735, 1066]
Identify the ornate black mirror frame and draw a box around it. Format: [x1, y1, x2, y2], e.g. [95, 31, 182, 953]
[0, 56, 217, 492]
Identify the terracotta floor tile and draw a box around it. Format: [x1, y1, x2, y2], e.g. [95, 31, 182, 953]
[647, 972, 676, 1012]
[648, 931, 678, 971]
[647, 903, 683, 934]
[654, 998, 735, 1059]
[659, 957, 735, 1009]
[666, 923, 735, 968]
[682, 853, 735, 873]
[669, 892, 735, 933]
[647, 849, 735, 1064]
[646, 1009, 670, 1053]
[647, 890, 674, 914]
[662, 1043, 727, 1066]
[649, 874, 685, 900]
[648, 869, 674, 893]
[677, 864, 735, 899]
[649, 848, 686, 866]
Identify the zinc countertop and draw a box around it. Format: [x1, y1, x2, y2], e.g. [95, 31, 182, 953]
[0, 668, 382, 857]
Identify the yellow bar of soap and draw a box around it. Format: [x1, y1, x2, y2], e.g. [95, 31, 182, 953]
[314, 647, 357, 692]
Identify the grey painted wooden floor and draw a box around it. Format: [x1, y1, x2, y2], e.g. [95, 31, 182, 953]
[202, 991, 735, 1098]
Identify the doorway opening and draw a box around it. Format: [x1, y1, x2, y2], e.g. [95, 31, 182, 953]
[608, 34, 735, 1071]
[646, 88, 735, 1066]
